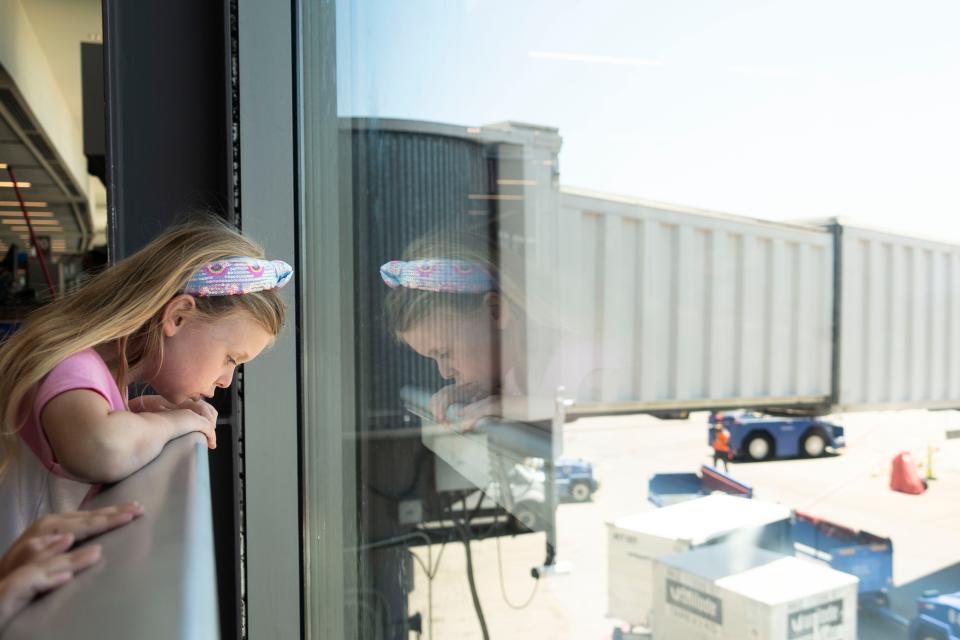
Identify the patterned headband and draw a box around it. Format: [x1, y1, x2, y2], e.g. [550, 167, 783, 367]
[184, 257, 293, 296]
[380, 259, 495, 294]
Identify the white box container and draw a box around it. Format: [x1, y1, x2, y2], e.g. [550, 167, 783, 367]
[652, 544, 858, 640]
[607, 495, 792, 626]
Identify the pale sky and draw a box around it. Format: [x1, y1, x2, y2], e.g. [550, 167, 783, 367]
[337, 0, 960, 242]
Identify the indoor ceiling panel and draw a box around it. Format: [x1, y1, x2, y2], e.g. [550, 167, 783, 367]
[3, 167, 57, 187]
[0, 119, 17, 142]
[0, 143, 37, 166]
[0, 65, 92, 252]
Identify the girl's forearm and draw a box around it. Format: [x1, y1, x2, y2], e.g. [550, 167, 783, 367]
[60, 411, 180, 483]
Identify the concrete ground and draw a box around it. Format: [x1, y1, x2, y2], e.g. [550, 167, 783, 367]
[407, 409, 960, 639]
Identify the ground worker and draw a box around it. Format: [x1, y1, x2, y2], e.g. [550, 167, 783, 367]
[711, 416, 732, 472]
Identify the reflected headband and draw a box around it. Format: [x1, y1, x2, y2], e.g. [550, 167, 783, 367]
[380, 259, 495, 294]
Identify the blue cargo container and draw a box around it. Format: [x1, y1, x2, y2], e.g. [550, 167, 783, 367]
[792, 511, 893, 600]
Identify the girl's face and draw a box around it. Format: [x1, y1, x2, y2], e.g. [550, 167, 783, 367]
[400, 298, 507, 394]
[151, 297, 274, 404]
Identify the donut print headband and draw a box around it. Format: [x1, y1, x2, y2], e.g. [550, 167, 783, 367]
[380, 259, 495, 294]
[183, 257, 293, 296]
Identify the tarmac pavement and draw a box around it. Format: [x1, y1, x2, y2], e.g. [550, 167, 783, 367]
[407, 409, 960, 639]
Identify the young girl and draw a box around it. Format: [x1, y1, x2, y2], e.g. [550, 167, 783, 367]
[0, 217, 292, 553]
[380, 231, 615, 430]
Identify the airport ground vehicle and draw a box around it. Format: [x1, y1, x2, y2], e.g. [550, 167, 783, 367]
[646, 464, 752, 507]
[553, 456, 600, 502]
[908, 591, 960, 640]
[794, 513, 960, 639]
[709, 411, 846, 461]
[646, 468, 959, 639]
[456, 456, 600, 532]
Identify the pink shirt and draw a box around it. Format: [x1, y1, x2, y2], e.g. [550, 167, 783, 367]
[0, 349, 126, 552]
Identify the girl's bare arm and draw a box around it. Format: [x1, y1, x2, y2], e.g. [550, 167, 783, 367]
[41, 390, 216, 483]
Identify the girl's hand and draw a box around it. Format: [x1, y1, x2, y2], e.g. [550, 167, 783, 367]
[454, 395, 503, 432]
[0, 503, 143, 580]
[454, 396, 542, 431]
[131, 397, 217, 448]
[429, 382, 485, 423]
[176, 398, 218, 428]
[129, 395, 178, 413]
[0, 535, 102, 629]
[168, 401, 218, 450]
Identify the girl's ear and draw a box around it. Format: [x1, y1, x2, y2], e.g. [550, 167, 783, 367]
[161, 294, 198, 337]
[482, 292, 511, 330]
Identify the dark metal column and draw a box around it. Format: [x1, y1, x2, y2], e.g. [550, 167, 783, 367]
[102, 2, 241, 638]
[102, 0, 231, 258]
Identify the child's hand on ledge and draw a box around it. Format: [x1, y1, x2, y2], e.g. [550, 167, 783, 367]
[171, 399, 219, 449]
[0, 534, 101, 628]
[0, 502, 144, 579]
[0, 502, 144, 629]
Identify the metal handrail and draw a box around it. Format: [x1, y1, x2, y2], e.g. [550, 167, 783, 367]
[2, 433, 219, 640]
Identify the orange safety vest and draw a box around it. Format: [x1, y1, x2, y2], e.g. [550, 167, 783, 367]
[713, 429, 730, 452]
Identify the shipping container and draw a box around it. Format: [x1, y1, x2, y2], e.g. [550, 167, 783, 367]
[606, 495, 793, 626]
[652, 544, 859, 640]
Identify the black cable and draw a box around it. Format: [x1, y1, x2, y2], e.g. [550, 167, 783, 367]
[473, 509, 502, 542]
[467, 488, 488, 524]
[496, 536, 539, 609]
[458, 498, 490, 640]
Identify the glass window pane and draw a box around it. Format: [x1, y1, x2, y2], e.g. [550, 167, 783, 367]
[302, 2, 960, 639]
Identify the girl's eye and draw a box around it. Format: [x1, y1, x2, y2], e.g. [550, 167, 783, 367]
[227, 356, 238, 366]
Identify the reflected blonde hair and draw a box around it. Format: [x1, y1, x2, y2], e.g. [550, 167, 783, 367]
[0, 216, 286, 477]
[384, 230, 524, 334]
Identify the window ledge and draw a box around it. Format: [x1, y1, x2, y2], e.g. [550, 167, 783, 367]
[3, 433, 219, 640]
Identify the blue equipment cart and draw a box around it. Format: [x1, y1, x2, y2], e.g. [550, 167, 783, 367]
[647, 464, 752, 507]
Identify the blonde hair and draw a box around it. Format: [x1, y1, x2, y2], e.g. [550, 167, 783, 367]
[0, 216, 286, 477]
[384, 229, 523, 334]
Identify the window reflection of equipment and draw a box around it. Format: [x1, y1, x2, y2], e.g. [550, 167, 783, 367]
[352, 119, 562, 640]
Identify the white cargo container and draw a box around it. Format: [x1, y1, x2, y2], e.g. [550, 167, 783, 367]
[837, 220, 960, 410]
[606, 495, 792, 626]
[652, 544, 858, 640]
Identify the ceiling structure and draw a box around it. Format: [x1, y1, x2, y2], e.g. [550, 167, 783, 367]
[0, 67, 90, 255]
[0, 0, 103, 256]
